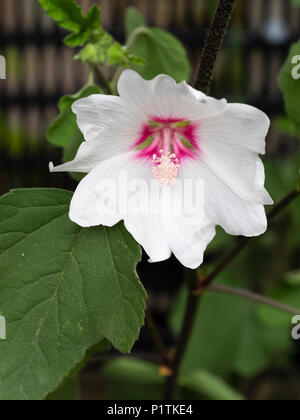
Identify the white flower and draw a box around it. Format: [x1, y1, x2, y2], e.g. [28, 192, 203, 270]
[50, 70, 273, 269]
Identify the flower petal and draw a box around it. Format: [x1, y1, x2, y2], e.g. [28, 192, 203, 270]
[124, 215, 171, 263]
[72, 94, 122, 142]
[69, 153, 132, 228]
[50, 93, 146, 173]
[118, 70, 227, 121]
[69, 152, 171, 262]
[160, 212, 216, 269]
[152, 177, 214, 269]
[199, 103, 272, 204]
[199, 103, 270, 154]
[73, 93, 146, 145]
[201, 147, 272, 204]
[49, 138, 118, 173]
[183, 159, 269, 236]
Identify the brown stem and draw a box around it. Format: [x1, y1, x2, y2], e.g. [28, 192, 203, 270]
[195, 0, 236, 94]
[209, 284, 300, 315]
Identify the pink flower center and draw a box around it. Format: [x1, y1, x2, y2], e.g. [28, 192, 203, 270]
[134, 117, 200, 186]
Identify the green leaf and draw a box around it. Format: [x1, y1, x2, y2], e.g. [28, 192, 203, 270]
[107, 44, 128, 65]
[128, 27, 191, 82]
[285, 270, 300, 287]
[46, 85, 101, 180]
[75, 41, 107, 64]
[180, 370, 245, 401]
[64, 6, 102, 47]
[71, 339, 111, 377]
[46, 375, 79, 400]
[46, 338, 110, 400]
[39, 0, 84, 32]
[278, 40, 300, 137]
[103, 357, 163, 385]
[102, 357, 164, 400]
[47, 85, 101, 147]
[125, 7, 146, 38]
[0, 189, 145, 400]
[39, 0, 101, 47]
[274, 115, 298, 138]
[76, 32, 145, 67]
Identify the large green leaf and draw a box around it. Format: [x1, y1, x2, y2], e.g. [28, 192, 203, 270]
[46, 375, 79, 401]
[125, 7, 146, 39]
[46, 339, 111, 400]
[278, 40, 300, 136]
[0, 189, 145, 400]
[38, 0, 101, 47]
[128, 26, 191, 82]
[180, 370, 245, 401]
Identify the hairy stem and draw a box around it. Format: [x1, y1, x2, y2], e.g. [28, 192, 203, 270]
[209, 284, 300, 315]
[195, 0, 236, 94]
[92, 64, 113, 95]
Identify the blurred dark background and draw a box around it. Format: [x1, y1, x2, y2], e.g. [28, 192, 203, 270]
[1, 0, 300, 400]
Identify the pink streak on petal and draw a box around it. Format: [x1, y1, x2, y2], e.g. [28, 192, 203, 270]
[133, 123, 155, 148]
[136, 136, 161, 159]
[174, 138, 198, 159]
[179, 123, 201, 151]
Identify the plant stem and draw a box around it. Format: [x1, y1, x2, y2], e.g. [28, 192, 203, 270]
[163, 0, 237, 401]
[92, 64, 113, 95]
[126, 26, 148, 48]
[111, 66, 124, 95]
[195, 0, 236, 94]
[87, 66, 95, 85]
[208, 284, 300, 315]
[145, 308, 170, 364]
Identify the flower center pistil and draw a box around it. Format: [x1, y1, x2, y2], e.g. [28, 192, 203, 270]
[135, 118, 198, 187]
[152, 128, 180, 187]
